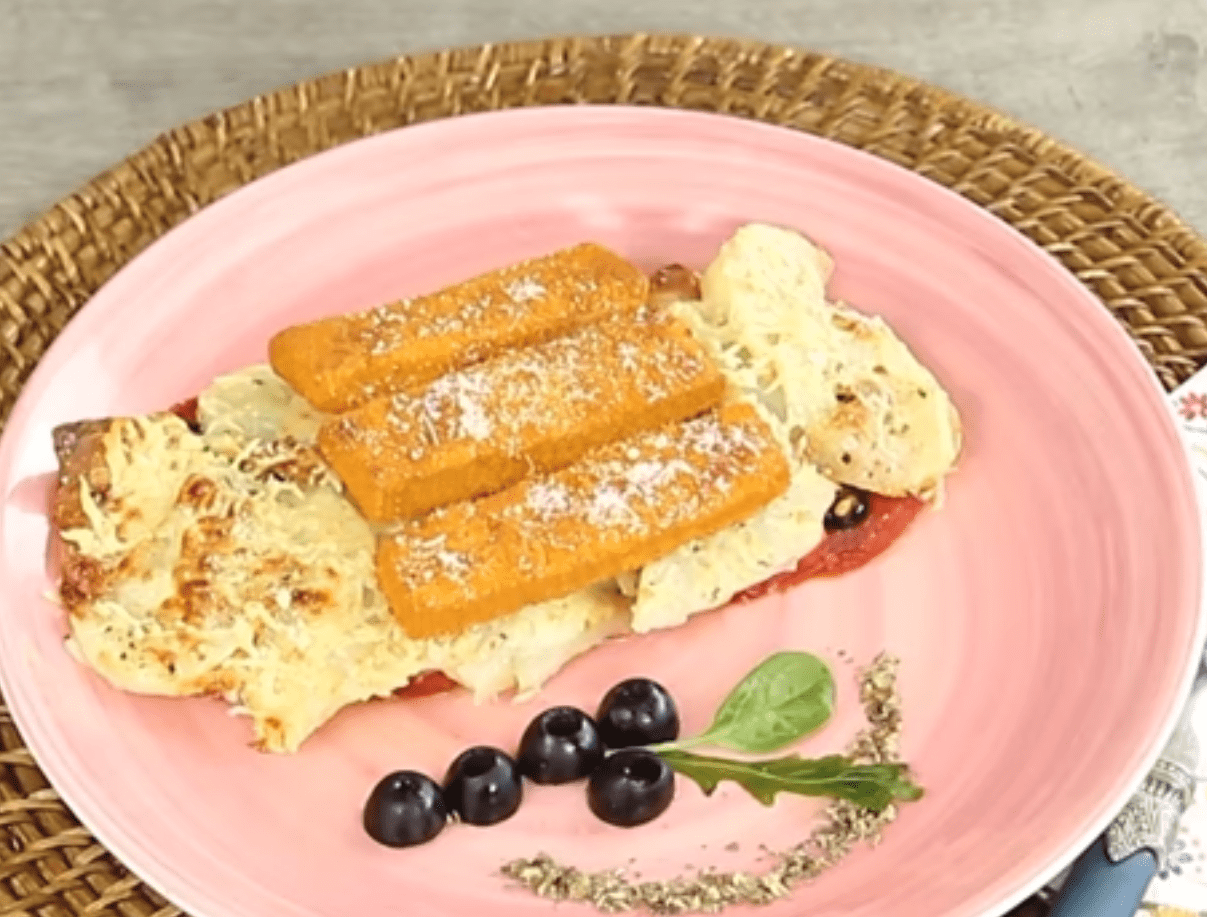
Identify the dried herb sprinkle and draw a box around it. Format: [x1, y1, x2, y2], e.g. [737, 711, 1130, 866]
[501, 653, 909, 914]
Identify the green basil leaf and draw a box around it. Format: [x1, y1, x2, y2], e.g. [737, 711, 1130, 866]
[690, 651, 835, 753]
[659, 750, 923, 813]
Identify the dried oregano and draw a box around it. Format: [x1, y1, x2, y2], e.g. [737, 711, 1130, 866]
[501, 653, 910, 914]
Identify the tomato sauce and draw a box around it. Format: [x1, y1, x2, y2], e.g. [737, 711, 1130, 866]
[170, 397, 201, 431]
[394, 670, 462, 699]
[731, 492, 925, 603]
[168, 399, 924, 701]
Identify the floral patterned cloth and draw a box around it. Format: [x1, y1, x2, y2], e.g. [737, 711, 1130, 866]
[1138, 791, 1207, 915]
[1131, 373, 1207, 917]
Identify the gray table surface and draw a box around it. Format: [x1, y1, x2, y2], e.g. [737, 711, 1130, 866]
[1, 0, 1206, 243]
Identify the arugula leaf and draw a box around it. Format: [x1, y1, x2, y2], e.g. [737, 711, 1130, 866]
[661, 651, 834, 754]
[659, 749, 923, 814]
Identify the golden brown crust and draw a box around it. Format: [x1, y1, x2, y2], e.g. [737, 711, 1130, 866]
[50, 419, 116, 614]
[317, 312, 726, 523]
[268, 242, 650, 413]
[377, 402, 790, 638]
[797, 309, 963, 497]
[51, 420, 112, 529]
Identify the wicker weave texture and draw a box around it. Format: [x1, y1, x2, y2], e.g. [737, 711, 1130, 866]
[1, 32, 1204, 917]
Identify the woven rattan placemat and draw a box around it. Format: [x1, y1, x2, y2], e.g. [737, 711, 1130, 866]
[1, 33, 1204, 917]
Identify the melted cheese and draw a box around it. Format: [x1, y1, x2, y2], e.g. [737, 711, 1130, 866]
[632, 224, 963, 629]
[630, 232, 838, 631]
[692, 224, 962, 497]
[60, 224, 959, 753]
[63, 399, 627, 752]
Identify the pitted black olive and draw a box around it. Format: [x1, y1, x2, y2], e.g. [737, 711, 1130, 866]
[596, 678, 679, 748]
[363, 770, 447, 847]
[443, 746, 523, 825]
[824, 487, 871, 532]
[517, 706, 604, 784]
[587, 748, 675, 827]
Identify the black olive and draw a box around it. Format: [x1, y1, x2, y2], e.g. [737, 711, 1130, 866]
[363, 770, 447, 847]
[587, 748, 676, 827]
[596, 677, 680, 749]
[517, 706, 605, 784]
[824, 486, 871, 532]
[443, 746, 523, 825]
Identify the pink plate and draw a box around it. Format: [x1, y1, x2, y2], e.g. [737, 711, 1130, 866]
[0, 106, 1202, 917]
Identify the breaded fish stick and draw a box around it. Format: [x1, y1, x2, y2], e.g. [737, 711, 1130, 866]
[318, 312, 726, 523]
[377, 402, 791, 638]
[269, 243, 649, 412]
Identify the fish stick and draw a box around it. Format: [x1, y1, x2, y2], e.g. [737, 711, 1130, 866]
[377, 402, 791, 638]
[269, 243, 649, 412]
[317, 312, 726, 523]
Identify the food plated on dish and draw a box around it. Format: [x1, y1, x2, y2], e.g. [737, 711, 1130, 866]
[48, 222, 961, 754]
[3, 103, 1201, 917]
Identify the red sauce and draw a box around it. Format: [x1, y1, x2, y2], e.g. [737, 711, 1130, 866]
[395, 670, 461, 699]
[170, 397, 201, 431]
[731, 493, 925, 603]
